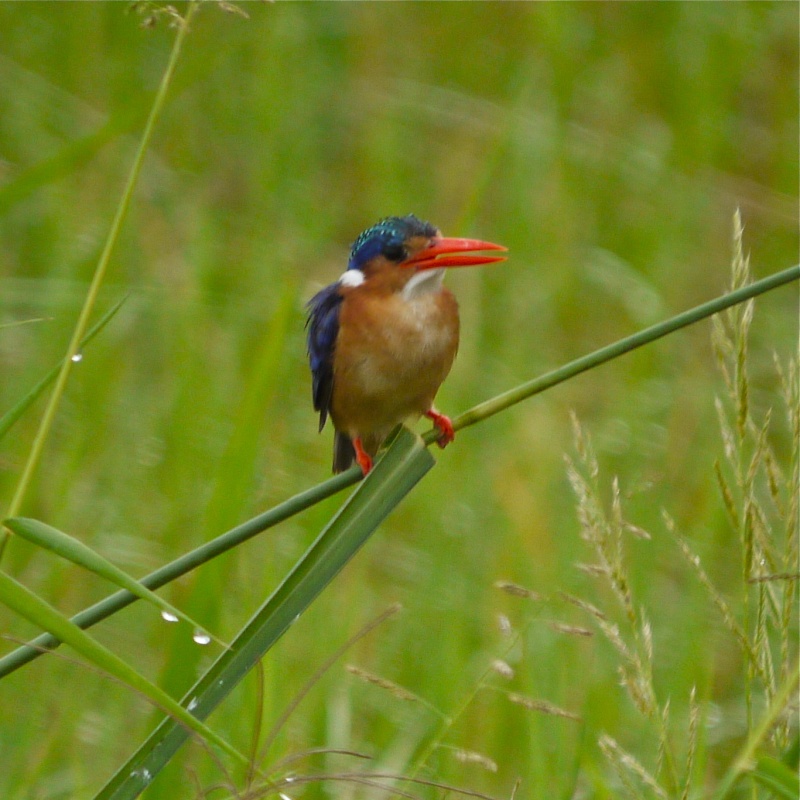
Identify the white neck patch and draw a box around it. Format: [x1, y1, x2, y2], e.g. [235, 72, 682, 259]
[402, 268, 445, 300]
[338, 269, 365, 287]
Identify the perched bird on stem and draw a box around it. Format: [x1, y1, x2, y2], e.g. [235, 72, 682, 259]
[306, 214, 507, 475]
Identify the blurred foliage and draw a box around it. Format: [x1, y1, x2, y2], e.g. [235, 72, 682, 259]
[0, 2, 796, 798]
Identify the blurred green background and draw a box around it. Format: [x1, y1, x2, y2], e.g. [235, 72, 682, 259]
[0, 2, 797, 798]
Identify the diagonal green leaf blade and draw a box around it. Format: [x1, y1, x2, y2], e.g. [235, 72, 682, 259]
[711, 660, 800, 800]
[0, 296, 126, 442]
[749, 756, 800, 799]
[94, 426, 434, 800]
[4, 517, 223, 647]
[0, 569, 248, 769]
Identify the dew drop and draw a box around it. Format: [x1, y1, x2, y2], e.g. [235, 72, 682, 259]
[192, 629, 211, 646]
[130, 767, 152, 785]
[187, 697, 198, 711]
[71, 352, 83, 363]
[161, 610, 179, 623]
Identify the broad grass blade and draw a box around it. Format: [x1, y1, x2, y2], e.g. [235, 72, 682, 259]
[94, 426, 434, 800]
[749, 756, 799, 799]
[0, 569, 247, 768]
[3, 517, 222, 647]
[0, 470, 358, 679]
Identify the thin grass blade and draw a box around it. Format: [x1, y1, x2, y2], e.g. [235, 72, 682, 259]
[1, 2, 199, 557]
[0, 569, 247, 768]
[0, 297, 126, 442]
[93, 426, 434, 800]
[4, 517, 222, 647]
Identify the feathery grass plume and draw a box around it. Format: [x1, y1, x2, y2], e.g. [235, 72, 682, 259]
[680, 687, 700, 800]
[345, 665, 421, 704]
[599, 734, 669, 800]
[217, 1, 250, 19]
[490, 659, 515, 679]
[493, 580, 543, 600]
[448, 746, 499, 773]
[566, 423, 656, 714]
[774, 353, 799, 697]
[566, 416, 681, 792]
[705, 211, 799, 749]
[559, 592, 609, 622]
[547, 621, 594, 638]
[129, 1, 186, 30]
[506, 692, 582, 722]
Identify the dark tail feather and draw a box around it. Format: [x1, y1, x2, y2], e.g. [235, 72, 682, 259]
[333, 431, 355, 473]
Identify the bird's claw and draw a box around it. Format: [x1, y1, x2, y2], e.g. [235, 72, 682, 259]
[425, 410, 455, 449]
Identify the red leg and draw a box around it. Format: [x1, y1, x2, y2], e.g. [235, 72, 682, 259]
[353, 437, 373, 476]
[425, 409, 455, 449]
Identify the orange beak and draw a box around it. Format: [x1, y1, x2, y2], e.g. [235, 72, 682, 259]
[402, 237, 508, 270]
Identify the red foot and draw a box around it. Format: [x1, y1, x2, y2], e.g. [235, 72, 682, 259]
[425, 409, 455, 449]
[353, 437, 373, 476]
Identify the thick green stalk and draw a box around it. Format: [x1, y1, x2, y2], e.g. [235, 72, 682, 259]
[427, 264, 800, 443]
[0, 264, 796, 678]
[94, 428, 433, 800]
[0, 3, 198, 557]
[0, 471, 359, 677]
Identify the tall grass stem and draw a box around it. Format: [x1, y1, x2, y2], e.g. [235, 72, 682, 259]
[0, 2, 198, 559]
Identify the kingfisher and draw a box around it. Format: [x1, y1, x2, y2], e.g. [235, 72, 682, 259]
[306, 215, 507, 475]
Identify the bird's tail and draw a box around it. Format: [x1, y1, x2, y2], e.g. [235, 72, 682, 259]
[333, 431, 356, 473]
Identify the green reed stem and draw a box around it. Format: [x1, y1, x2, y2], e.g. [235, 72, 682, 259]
[427, 264, 800, 444]
[0, 263, 796, 678]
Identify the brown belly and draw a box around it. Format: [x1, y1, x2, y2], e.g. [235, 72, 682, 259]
[330, 289, 459, 447]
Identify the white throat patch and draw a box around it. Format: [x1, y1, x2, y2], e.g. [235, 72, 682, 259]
[402, 268, 445, 300]
[338, 269, 365, 287]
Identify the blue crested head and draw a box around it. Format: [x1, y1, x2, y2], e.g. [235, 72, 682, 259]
[347, 214, 438, 271]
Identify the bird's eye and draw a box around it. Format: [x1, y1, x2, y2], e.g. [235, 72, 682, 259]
[382, 242, 407, 262]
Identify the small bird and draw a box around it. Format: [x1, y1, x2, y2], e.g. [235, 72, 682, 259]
[306, 215, 507, 475]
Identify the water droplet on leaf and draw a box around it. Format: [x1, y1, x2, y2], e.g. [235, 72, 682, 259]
[192, 629, 211, 646]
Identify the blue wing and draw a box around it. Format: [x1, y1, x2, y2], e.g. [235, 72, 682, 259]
[306, 282, 344, 432]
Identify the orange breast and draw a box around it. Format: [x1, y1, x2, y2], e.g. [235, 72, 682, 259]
[330, 285, 459, 447]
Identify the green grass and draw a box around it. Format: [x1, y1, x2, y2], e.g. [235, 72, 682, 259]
[0, 3, 797, 798]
